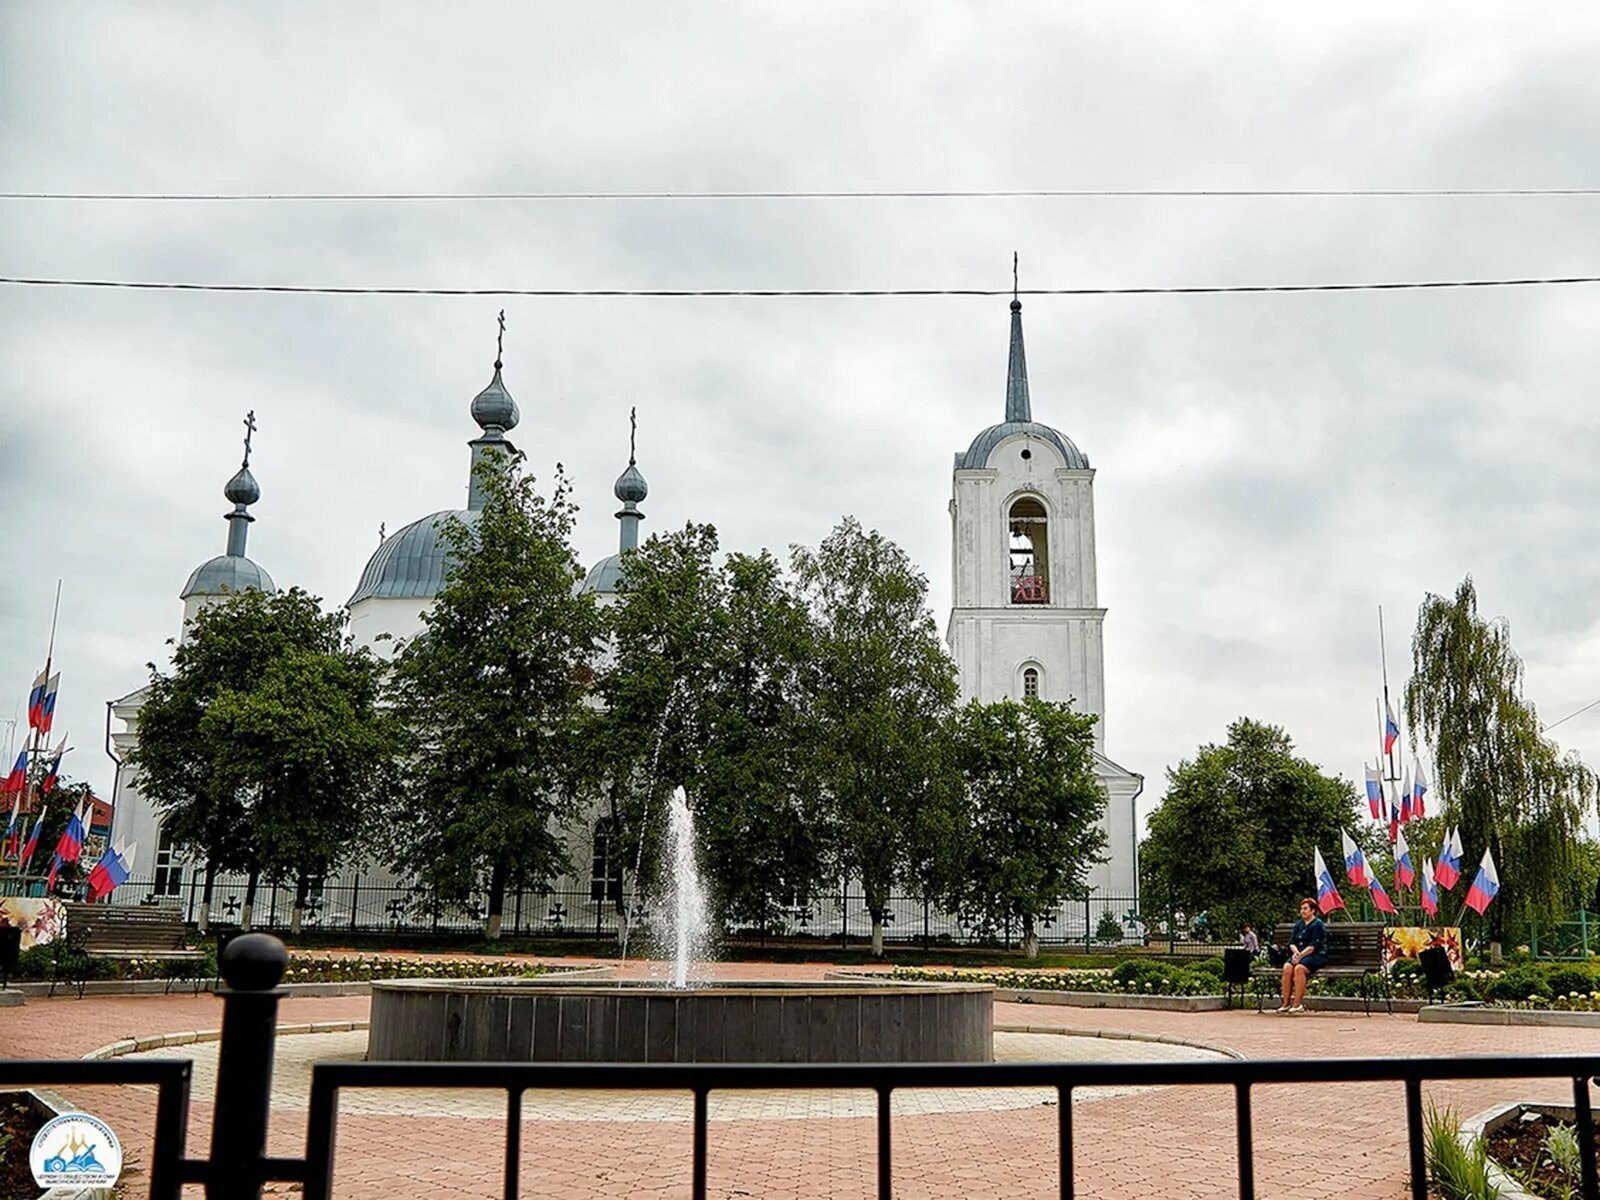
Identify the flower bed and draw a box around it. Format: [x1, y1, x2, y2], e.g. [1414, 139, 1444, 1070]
[893, 958, 1227, 997]
[7, 944, 546, 986]
[1481, 1104, 1591, 1199]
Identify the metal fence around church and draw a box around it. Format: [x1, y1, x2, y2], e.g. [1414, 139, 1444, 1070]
[30, 874, 1230, 952]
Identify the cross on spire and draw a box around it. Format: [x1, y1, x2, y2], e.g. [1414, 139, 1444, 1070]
[495, 309, 506, 369]
[1013, 251, 1019, 305]
[629, 406, 638, 465]
[241, 410, 257, 468]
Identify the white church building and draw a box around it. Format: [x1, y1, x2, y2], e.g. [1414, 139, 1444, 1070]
[106, 301, 1142, 937]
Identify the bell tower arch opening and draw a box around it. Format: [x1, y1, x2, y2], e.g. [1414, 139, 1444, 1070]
[1008, 496, 1049, 604]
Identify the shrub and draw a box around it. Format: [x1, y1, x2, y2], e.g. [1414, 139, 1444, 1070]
[1546, 966, 1595, 998]
[1486, 965, 1552, 1003]
[1188, 956, 1226, 978]
[1425, 1104, 1500, 1200]
[1094, 913, 1125, 944]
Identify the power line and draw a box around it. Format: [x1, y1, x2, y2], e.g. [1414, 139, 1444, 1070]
[7, 188, 1600, 203]
[1543, 695, 1600, 734]
[4, 273, 1600, 298]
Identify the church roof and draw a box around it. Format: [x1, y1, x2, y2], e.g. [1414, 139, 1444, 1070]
[348, 509, 477, 605]
[581, 552, 626, 595]
[955, 295, 1089, 471]
[181, 553, 276, 599]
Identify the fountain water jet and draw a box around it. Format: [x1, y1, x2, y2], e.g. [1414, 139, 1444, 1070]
[663, 787, 709, 987]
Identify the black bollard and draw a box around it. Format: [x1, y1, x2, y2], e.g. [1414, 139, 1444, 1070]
[207, 932, 288, 1200]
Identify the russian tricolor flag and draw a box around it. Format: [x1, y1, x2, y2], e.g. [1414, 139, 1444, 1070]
[26, 669, 47, 730]
[40, 736, 67, 795]
[46, 799, 86, 891]
[1364, 765, 1384, 821]
[1, 750, 25, 794]
[1435, 828, 1462, 890]
[1341, 830, 1371, 888]
[1420, 859, 1439, 916]
[1314, 848, 1345, 914]
[37, 673, 61, 735]
[1387, 784, 1402, 843]
[85, 840, 136, 903]
[1465, 849, 1500, 915]
[1400, 769, 1413, 824]
[1384, 701, 1401, 755]
[1369, 874, 1398, 915]
[1394, 827, 1414, 889]
[18, 806, 46, 870]
[1412, 762, 1429, 819]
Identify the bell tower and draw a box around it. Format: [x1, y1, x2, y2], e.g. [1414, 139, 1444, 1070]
[946, 283, 1142, 900]
[946, 293, 1106, 746]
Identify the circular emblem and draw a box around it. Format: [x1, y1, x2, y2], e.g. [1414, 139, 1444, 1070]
[30, 1112, 122, 1188]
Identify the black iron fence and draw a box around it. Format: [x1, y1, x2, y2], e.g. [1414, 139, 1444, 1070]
[4, 933, 1600, 1200]
[64, 876, 1183, 950]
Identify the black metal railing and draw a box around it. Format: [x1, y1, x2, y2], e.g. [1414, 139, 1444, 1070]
[5, 933, 1600, 1200]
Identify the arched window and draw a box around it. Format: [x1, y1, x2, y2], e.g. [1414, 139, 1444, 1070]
[590, 818, 624, 902]
[1008, 497, 1049, 603]
[1023, 667, 1040, 699]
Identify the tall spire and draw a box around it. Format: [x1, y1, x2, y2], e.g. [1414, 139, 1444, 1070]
[1006, 252, 1031, 424]
[222, 410, 261, 557]
[613, 407, 648, 553]
[468, 310, 520, 510]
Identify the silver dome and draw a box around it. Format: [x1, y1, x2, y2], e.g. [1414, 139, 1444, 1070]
[180, 554, 277, 600]
[348, 509, 479, 605]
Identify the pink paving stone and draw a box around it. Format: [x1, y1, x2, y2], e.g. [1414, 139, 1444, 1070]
[1, 961, 1594, 1198]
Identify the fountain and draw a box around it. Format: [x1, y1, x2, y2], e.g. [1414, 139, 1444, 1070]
[368, 789, 994, 1062]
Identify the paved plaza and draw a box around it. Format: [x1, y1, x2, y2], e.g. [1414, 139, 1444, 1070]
[6, 959, 1597, 1199]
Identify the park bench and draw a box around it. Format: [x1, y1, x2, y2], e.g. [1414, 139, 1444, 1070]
[47, 903, 206, 996]
[1254, 920, 1392, 1015]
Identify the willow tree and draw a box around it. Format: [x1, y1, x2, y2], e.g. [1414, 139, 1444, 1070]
[1405, 577, 1596, 940]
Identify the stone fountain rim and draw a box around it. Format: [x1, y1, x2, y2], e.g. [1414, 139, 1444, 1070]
[369, 973, 995, 998]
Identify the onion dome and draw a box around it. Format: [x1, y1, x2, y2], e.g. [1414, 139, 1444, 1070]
[182, 411, 276, 600]
[582, 409, 648, 596]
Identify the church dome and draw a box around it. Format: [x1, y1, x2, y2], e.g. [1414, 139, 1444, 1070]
[181, 554, 276, 600]
[348, 509, 478, 605]
[613, 462, 648, 504]
[580, 552, 626, 595]
[470, 367, 519, 433]
[224, 465, 261, 506]
[956, 421, 1089, 471]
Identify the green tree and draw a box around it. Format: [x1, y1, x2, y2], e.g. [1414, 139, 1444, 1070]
[131, 588, 374, 928]
[942, 699, 1106, 959]
[792, 517, 959, 957]
[387, 451, 602, 939]
[1140, 718, 1371, 937]
[201, 644, 399, 931]
[1405, 577, 1597, 942]
[587, 527, 826, 934]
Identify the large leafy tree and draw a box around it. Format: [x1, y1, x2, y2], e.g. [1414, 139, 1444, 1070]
[387, 451, 602, 939]
[1140, 718, 1370, 937]
[1405, 577, 1596, 941]
[587, 526, 825, 934]
[792, 516, 959, 957]
[942, 698, 1106, 959]
[131, 588, 385, 928]
[201, 645, 398, 931]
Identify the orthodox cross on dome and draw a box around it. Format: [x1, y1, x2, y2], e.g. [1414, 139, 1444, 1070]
[241, 409, 257, 468]
[495, 308, 506, 369]
[1013, 250, 1019, 306]
[628, 405, 638, 465]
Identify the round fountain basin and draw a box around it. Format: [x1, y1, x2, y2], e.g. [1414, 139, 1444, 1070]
[368, 975, 994, 1063]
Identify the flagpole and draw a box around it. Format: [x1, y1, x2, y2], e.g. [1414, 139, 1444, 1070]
[21, 581, 63, 889]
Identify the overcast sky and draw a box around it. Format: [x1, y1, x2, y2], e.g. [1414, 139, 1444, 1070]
[4, 4, 1600, 833]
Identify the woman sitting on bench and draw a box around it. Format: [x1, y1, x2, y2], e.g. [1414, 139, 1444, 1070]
[1278, 897, 1328, 1014]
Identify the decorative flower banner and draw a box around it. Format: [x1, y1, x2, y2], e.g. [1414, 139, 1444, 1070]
[0, 896, 66, 949]
[1382, 925, 1463, 973]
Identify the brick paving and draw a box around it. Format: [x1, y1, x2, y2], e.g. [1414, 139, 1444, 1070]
[3, 961, 1597, 1198]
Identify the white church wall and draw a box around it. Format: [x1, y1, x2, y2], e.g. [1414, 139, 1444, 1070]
[348, 597, 431, 657]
